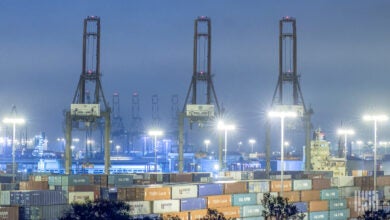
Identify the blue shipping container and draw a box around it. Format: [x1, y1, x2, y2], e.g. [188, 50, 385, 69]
[320, 188, 339, 200]
[329, 209, 350, 220]
[329, 199, 347, 210]
[180, 197, 207, 211]
[198, 183, 223, 197]
[309, 211, 329, 220]
[293, 202, 308, 213]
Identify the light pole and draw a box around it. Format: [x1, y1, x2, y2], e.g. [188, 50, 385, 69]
[115, 145, 120, 155]
[269, 110, 297, 196]
[217, 121, 235, 170]
[3, 116, 25, 183]
[204, 139, 210, 153]
[337, 128, 354, 160]
[148, 130, 163, 172]
[249, 139, 256, 153]
[363, 114, 388, 193]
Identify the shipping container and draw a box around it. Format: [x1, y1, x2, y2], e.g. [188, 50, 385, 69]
[328, 199, 347, 210]
[20, 204, 69, 220]
[329, 209, 350, 219]
[180, 197, 207, 211]
[346, 196, 365, 218]
[224, 182, 247, 194]
[240, 205, 264, 217]
[124, 186, 171, 201]
[331, 176, 354, 187]
[338, 186, 360, 198]
[108, 174, 133, 186]
[189, 209, 208, 220]
[207, 195, 232, 209]
[270, 180, 292, 192]
[232, 193, 257, 206]
[0, 206, 18, 220]
[68, 191, 95, 204]
[352, 170, 368, 177]
[0, 191, 10, 205]
[311, 178, 331, 190]
[10, 190, 67, 206]
[126, 201, 152, 215]
[236, 217, 264, 220]
[162, 211, 189, 220]
[320, 188, 339, 200]
[170, 173, 193, 183]
[19, 181, 49, 190]
[293, 202, 308, 213]
[61, 175, 91, 186]
[153, 199, 180, 213]
[309, 200, 329, 212]
[280, 191, 300, 202]
[309, 211, 329, 220]
[247, 180, 270, 193]
[171, 184, 198, 199]
[198, 183, 223, 197]
[377, 176, 390, 187]
[256, 192, 278, 205]
[293, 179, 312, 191]
[216, 206, 240, 219]
[192, 173, 211, 182]
[300, 190, 320, 202]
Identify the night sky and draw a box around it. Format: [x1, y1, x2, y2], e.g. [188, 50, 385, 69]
[1, 1, 390, 150]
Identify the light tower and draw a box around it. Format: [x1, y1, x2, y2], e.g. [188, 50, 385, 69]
[65, 16, 111, 174]
[179, 16, 222, 173]
[111, 92, 128, 153]
[130, 92, 144, 152]
[266, 17, 313, 175]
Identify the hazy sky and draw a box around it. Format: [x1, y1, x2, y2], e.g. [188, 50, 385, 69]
[1, 1, 390, 149]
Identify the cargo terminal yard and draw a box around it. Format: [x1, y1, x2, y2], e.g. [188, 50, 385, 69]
[1, 2, 390, 220]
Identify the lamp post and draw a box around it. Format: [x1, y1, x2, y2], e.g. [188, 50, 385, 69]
[337, 129, 354, 160]
[148, 130, 163, 172]
[217, 121, 235, 170]
[249, 139, 256, 153]
[3, 116, 25, 183]
[204, 139, 210, 153]
[363, 114, 388, 194]
[269, 110, 297, 196]
[115, 145, 120, 155]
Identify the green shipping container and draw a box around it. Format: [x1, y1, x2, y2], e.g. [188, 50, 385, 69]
[329, 199, 347, 210]
[240, 205, 264, 217]
[309, 211, 329, 220]
[320, 188, 339, 200]
[232, 193, 257, 206]
[329, 209, 350, 219]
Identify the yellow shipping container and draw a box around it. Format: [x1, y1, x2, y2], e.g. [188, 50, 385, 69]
[162, 212, 189, 220]
[217, 206, 240, 219]
[270, 180, 292, 192]
[189, 209, 208, 220]
[207, 195, 232, 209]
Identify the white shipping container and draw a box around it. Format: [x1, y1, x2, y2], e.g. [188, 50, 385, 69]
[338, 186, 360, 198]
[171, 184, 198, 199]
[248, 181, 270, 193]
[293, 180, 312, 191]
[0, 191, 10, 205]
[153, 200, 180, 213]
[126, 201, 152, 215]
[384, 186, 390, 199]
[331, 176, 354, 187]
[256, 192, 277, 205]
[68, 191, 94, 204]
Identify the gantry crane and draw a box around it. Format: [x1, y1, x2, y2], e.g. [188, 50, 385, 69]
[179, 16, 222, 173]
[64, 16, 111, 174]
[266, 17, 313, 174]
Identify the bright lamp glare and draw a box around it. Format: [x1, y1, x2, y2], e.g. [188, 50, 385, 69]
[249, 139, 256, 144]
[268, 111, 297, 118]
[3, 118, 25, 124]
[363, 115, 388, 121]
[148, 130, 163, 136]
[217, 121, 235, 130]
[338, 129, 354, 135]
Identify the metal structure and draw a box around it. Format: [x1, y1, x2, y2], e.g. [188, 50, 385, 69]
[111, 92, 128, 153]
[179, 16, 222, 173]
[152, 94, 160, 127]
[65, 16, 111, 174]
[130, 92, 144, 152]
[266, 17, 313, 173]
